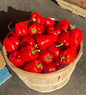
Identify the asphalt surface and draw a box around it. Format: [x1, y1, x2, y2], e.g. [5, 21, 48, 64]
[0, 0, 86, 95]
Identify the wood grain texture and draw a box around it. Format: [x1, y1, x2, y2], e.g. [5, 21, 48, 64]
[2, 40, 83, 92]
[0, 51, 6, 69]
[56, 0, 86, 18]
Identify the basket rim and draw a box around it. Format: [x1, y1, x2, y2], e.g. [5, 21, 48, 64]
[2, 40, 83, 77]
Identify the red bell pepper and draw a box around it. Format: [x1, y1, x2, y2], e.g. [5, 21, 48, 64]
[29, 12, 45, 25]
[43, 63, 56, 73]
[9, 50, 24, 66]
[40, 50, 53, 64]
[57, 31, 71, 47]
[20, 35, 35, 46]
[55, 19, 70, 31]
[20, 44, 40, 62]
[54, 20, 59, 26]
[54, 59, 61, 68]
[70, 29, 83, 47]
[47, 26, 54, 32]
[44, 18, 54, 27]
[47, 26, 61, 36]
[30, 12, 40, 18]
[9, 36, 20, 46]
[23, 59, 43, 73]
[3, 36, 20, 53]
[48, 43, 63, 58]
[54, 59, 66, 70]
[28, 23, 44, 35]
[36, 34, 58, 50]
[8, 31, 23, 41]
[15, 21, 28, 37]
[8, 32, 19, 39]
[60, 46, 77, 65]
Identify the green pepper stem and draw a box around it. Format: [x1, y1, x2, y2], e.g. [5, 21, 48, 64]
[34, 44, 38, 48]
[36, 63, 43, 70]
[61, 55, 65, 62]
[33, 18, 37, 22]
[56, 42, 64, 47]
[73, 25, 76, 29]
[65, 29, 68, 32]
[31, 49, 40, 54]
[46, 56, 51, 61]
[32, 28, 37, 33]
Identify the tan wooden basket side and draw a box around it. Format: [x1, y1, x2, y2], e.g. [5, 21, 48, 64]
[21, 75, 70, 93]
[0, 51, 6, 69]
[2, 41, 83, 93]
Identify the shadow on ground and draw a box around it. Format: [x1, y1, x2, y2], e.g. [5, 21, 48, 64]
[0, 6, 32, 43]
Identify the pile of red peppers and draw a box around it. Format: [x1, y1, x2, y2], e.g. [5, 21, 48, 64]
[3, 12, 83, 73]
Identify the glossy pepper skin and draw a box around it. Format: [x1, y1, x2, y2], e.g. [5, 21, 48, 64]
[29, 12, 45, 25]
[20, 35, 35, 46]
[23, 59, 43, 73]
[60, 46, 76, 65]
[20, 44, 40, 62]
[55, 20, 70, 31]
[48, 44, 63, 58]
[43, 63, 56, 73]
[30, 12, 40, 17]
[47, 26, 61, 36]
[45, 18, 54, 27]
[15, 22, 28, 37]
[9, 50, 24, 66]
[28, 23, 44, 35]
[36, 34, 58, 50]
[3, 36, 20, 53]
[40, 50, 53, 64]
[70, 29, 83, 47]
[9, 36, 20, 46]
[8, 32, 23, 41]
[8, 32, 19, 39]
[57, 31, 71, 47]
[54, 59, 66, 70]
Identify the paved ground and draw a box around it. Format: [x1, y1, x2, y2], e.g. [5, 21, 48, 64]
[0, 0, 86, 95]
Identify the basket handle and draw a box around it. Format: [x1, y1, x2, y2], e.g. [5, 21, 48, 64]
[8, 19, 30, 32]
[8, 19, 19, 32]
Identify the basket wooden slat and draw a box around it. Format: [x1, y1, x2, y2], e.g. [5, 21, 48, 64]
[0, 51, 6, 69]
[56, 0, 86, 18]
[2, 41, 83, 93]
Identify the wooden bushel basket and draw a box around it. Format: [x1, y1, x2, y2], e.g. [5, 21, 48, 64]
[2, 20, 83, 93]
